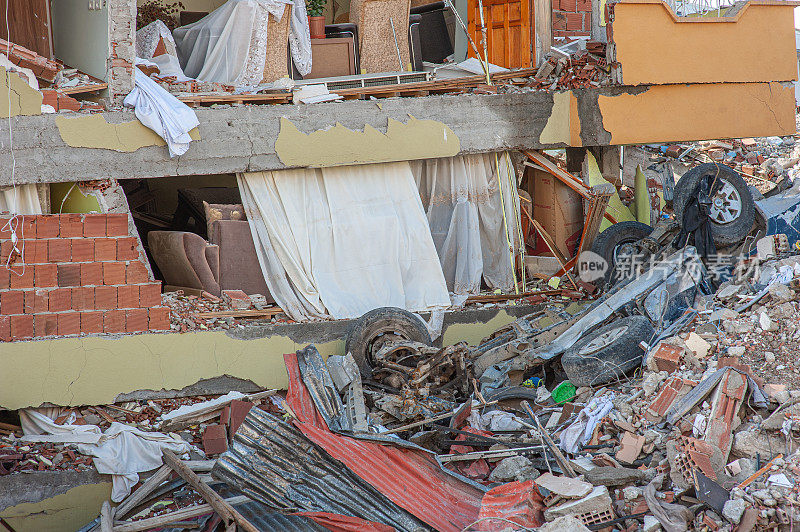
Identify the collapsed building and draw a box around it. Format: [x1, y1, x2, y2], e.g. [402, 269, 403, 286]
[0, 0, 798, 529]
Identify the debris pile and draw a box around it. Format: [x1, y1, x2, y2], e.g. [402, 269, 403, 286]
[527, 40, 612, 90]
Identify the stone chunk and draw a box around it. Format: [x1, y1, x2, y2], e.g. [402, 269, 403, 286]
[534, 472, 592, 499]
[722, 498, 747, 524]
[584, 466, 645, 487]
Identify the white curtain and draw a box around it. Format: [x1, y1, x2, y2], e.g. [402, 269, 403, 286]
[409, 152, 519, 294]
[173, 0, 312, 86]
[238, 163, 451, 321]
[0, 185, 42, 215]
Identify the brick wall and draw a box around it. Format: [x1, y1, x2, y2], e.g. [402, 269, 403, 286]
[108, 0, 136, 104]
[553, 0, 592, 38]
[0, 213, 169, 341]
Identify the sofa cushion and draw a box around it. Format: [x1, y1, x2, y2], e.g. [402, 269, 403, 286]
[209, 220, 272, 300]
[148, 231, 221, 295]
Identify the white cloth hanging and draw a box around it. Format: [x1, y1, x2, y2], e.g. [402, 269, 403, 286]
[135, 20, 192, 81]
[124, 64, 200, 157]
[237, 163, 451, 321]
[409, 152, 519, 294]
[173, 0, 312, 86]
[0, 185, 42, 215]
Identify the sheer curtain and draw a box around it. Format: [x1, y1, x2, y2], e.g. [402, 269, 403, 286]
[237, 162, 451, 321]
[409, 152, 519, 294]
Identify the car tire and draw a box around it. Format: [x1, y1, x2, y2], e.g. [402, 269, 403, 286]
[673, 163, 755, 247]
[561, 315, 654, 388]
[590, 221, 653, 289]
[345, 307, 432, 378]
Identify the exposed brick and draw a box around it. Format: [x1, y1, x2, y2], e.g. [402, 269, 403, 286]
[553, 11, 567, 30]
[103, 262, 126, 285]
[0, 290, 24, 314]
[71, 239, 95, 262]
[10, 267, 35, 289]
[104, 309, 125, 333]
[149, 306, 170, 331]
[80, 262, 103, 286]
[34, 313, 58, 337]
[0, 315, 10, 341]
[117, 237, 139, 261]
[560, 0, 577, 10]
[94, 286, 117, 310]
[0, 218, 11, 239]
[49, 288, 72, 312]
[0, 267, 9, 289]
[24, 289, 49, 314]
[106, 214, 129, 237]
[139, 283, 162, 307]
[565, 12, 583, 30]
[10, 314, 34, 339]
[36, 215, 60, 239]
[576, 0, 591, 11]
[34, 263, 57, 287]
[57, 312, 80, 336]
[60, 214, 84, 238]
[125, 308, 148, 332]
[80, 311, 104, 334]
[127, 261, 150, 284]
[94, 238, 117, 261]
[19, 217, 37, 239]
[71, 287, 94, 311]
[117, 284, 139, 309]
[202, 424, 228, 455]
[83, 214, 107, 238]
[57, 264, 82, 287]
[48, 239, 71, 262]
[26, 240, 49, 264]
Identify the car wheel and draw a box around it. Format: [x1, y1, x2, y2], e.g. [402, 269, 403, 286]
[590, 221, 653, 289]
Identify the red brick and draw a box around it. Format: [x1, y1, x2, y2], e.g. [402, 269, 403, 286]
[80, 311, 103, 334]
[553, 12, 567, 30]
[0, 218, 11, 239]
[565, 12, 583, 30]
[26, 240, 49, 264]
[202, 424, 228, 455]
[18, 216, 37, 239]
[139, 283, 162, 307]
[80, 262, 103, 286]
[59, 214, 84, 238]
[652, 343, 684, 373]
[125, 308, 148, 332]
[71, 239, 95, 262]
[83, 214, 106, 238]
[48, 239, 71, 262]
[103, 262, 126, 285]
[149, 306, 170, 331]
[57, 312, 80, 336]
[94, 286, 117, 310]
[34, 313, 58, 337]
[0, 267, 9, 289]
[57, 264, 82, 287]
[48, 288, 72, 312]
[576, 0, 591, 11]
[34, 264, 57, 287]
[559, 0, 577, 10]
[0, 315, 10, 341]
[36, 215, 60, 239]
[94, 239, 117, 261]
[116, 237, 139, 261]
[103, 309, 125, 333]
[9, 267, 35, 289]
[126, 261, 150, 284]
[1, 290, 24, 314]
[24, 289, 48, 314]
[71, 287, 94, 311]
[0, 240, 15, 263]
[117, 285, 139, 309]
[10, 314, 34, 339]
[106, 214, 129, 237]
[228, 400, 254, 438]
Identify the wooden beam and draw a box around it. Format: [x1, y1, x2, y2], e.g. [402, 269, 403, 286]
[114, 465, 173, 519]
[113, 496, 250, 532]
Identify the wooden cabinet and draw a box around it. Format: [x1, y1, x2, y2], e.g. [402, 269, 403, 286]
[467, 0, 533, 69]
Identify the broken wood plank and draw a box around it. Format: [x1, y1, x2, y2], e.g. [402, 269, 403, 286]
[162, 450, 259, 532]
[466, 289, 561, 303]
[159, 390, 276, 432]
[438, 446, 542, 463]
[100, 501, 113, 532]
[194, 308, 285, 319]
[112, 496, 250, 532]
[737, 454, 782, 489]
[114, 465, 173, 519]
[521, 400, 577, 478]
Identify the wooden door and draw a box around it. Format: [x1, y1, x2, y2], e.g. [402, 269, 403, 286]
[467, 0, 533, 69]
[0, 0, 54, 58]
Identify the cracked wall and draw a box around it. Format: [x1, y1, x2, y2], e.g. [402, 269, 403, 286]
[55, 113, 201, 152]
[0, 67, 43, 118]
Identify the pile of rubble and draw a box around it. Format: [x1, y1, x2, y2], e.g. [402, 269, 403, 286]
[526, 40, 612, 91]
[161, 288, 290, 332]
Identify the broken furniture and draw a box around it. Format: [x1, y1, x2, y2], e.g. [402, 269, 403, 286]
[304, 37, 358, 79]
[349, 0, 412, 73]
[410, 1, 454, 64]
[148, 219, 271, 298]
[261, 3, 293, 83]
[171, 187, 242, 238]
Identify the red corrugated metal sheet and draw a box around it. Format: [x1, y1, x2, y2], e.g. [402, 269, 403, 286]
[298, 512, 396, 532]
[476, 481, 545, 531]
[284, 352, 485, 532]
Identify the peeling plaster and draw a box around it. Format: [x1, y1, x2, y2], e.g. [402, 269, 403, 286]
[274, 115, 461, 167]
[0, 481, 111, 532]
[55, 113, 200, 152]
[0, 67, 42, 118]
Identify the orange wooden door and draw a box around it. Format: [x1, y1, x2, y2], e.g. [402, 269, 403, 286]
[468, 0, 533, 69]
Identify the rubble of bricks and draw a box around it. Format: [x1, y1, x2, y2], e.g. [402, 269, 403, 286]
[0, 213, 170, 341]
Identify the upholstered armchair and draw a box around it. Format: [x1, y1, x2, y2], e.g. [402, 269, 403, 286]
[349, 0, 412, 73]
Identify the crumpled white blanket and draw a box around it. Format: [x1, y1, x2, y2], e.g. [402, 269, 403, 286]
[467, 406, 526, 432]
[559, 393, 615, 453]
[19, 409, 192, 502]
[124, 64, 200, 157]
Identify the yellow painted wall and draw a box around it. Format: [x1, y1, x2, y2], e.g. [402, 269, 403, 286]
[0, 482, 112, 532]
[598, 82, 797, 145]
[612, 0, 798, 85]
